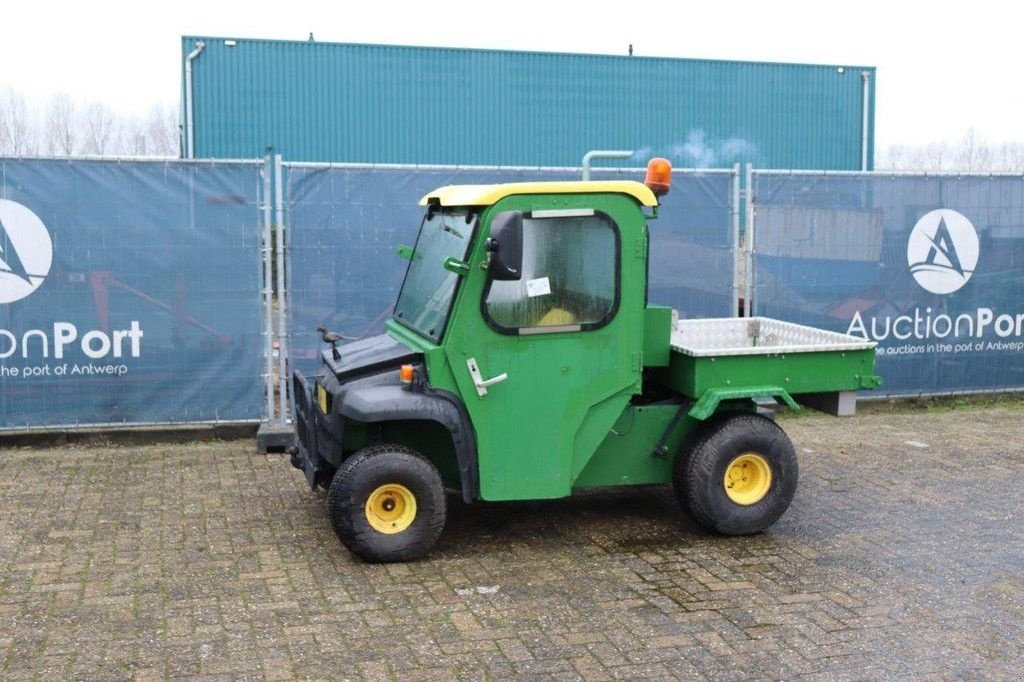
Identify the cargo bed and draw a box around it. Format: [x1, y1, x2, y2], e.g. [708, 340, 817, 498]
[660, 317, 881, 418]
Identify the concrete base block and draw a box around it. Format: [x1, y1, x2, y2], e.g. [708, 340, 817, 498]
[800, 391, 858, 417]
[257, 423, 294, 452]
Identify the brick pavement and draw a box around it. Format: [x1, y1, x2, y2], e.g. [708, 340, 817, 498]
[1, 401, 1022, 680]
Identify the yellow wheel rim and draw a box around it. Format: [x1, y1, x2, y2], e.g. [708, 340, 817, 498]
[365, 484, 417, 534]
[723, 453, 772, 505]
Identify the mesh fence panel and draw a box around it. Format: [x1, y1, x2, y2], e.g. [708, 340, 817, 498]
[751, 172, 1024, 396]
[285, 166, 735, 374]
[0, 159, 265, 428]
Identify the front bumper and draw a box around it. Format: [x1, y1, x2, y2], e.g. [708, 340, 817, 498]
[291, 369, 330, 489]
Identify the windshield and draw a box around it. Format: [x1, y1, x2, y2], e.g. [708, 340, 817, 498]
[393, 208, 476, 342]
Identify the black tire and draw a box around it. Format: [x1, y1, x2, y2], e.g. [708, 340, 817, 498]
[327, 443, 446, 563]
[674, 413, 798, 535]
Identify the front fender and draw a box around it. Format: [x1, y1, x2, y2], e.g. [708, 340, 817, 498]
[332, 372, 480, 503]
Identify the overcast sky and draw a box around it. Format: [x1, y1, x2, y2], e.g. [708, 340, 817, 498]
[2, 0, 1020, 149]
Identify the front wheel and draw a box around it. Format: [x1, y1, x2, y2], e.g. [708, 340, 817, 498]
[674, 413, 798, 535]
[327, 443, 446, 563]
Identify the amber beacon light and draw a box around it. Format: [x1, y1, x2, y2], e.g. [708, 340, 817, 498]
[644, 157, 672, 196]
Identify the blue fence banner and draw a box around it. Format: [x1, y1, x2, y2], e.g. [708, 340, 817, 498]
[0, 159, 265, 428]
[285, 165, 736, 374]
[751, 171, 1024, 396]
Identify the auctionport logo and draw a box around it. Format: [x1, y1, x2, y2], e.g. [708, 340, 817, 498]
[848, 206, 1024, 353]
[907, 209, 978, 295]
[0, 199, 53, 304]
[0, 199, 146, 374]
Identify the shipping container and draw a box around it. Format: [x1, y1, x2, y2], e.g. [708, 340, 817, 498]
[182, 36, 875, 170]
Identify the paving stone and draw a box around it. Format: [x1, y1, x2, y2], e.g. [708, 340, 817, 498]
[1, 402, 1023, 678]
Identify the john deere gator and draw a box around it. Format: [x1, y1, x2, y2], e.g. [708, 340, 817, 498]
[290, 159, 881, 563]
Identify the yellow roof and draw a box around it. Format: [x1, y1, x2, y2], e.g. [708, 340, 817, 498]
[419, 181, 658, 208]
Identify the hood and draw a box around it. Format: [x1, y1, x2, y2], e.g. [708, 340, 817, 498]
[322, 333, 420, 381]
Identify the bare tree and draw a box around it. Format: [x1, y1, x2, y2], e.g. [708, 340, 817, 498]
[874, 133, 1024, 173]
[877, 144, 906, 171]
[82, 101, 117, 156]
[145, 104, 179, 156]
[45, 93, 78, 156]
[901, 146, 927, 171]
[921, 142, 949, 171]
[995, 142, 1024, 172]
[0, 90, 15, 155]
[0, 89, 38, 156]
[953, 128, 994, 171]
[3, 89, 185, 159]
[115, 115, 148, 156]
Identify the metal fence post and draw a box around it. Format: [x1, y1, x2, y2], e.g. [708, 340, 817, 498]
[744, 163, 755, 318]
[256, 155, 295, 451]
[731, 163, 741, 316]
[274, 155, 290, 425]
[261, 158, 275, 422]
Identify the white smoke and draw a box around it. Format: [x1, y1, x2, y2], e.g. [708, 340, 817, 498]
[632, 130, 758, 168]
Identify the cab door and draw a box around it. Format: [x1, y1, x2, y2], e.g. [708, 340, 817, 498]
[444, 193, 646, 501]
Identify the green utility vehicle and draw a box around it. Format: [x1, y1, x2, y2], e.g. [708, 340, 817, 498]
[290, 160, 881, 563]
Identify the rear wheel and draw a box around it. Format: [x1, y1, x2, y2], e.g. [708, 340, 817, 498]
[674, 413, 798, 535]
[327, 443, 446, 563]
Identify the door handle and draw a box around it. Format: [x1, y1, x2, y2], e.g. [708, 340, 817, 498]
[466, 358, 508, 397]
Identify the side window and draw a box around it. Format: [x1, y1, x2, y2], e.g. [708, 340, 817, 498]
[485, 210, 618, 333]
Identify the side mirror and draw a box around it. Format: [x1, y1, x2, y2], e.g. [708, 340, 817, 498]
[485, 211, 523, 281]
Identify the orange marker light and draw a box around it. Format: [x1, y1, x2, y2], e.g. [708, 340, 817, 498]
[644, 157, 672, 196]
[399, 364, 415, 384]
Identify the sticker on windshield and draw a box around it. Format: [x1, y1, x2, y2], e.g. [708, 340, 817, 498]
[526, 277, 551, 297]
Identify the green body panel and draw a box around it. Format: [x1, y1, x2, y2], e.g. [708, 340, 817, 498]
[688, 386, 799, 421]
[570, 390, 636, 482]
[386, 321, 436, 353]
[659, 347, 880, 401]
[643, 306, 673, 367]
[386, 321, 455, 384]
[573, 404, 692, 488]
[439, 192, 649, 501]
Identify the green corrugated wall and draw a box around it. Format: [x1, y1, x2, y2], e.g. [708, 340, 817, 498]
[182, 36, 875, 170]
